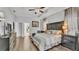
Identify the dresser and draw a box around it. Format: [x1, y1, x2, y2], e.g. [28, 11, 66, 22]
[61, 35, 78, 51]
[0, 35, 9, 51]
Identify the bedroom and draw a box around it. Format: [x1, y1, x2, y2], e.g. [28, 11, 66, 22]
[0, 7, 79, 51]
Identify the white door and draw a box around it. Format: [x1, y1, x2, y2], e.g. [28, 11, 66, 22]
[24, 23, 31, 51]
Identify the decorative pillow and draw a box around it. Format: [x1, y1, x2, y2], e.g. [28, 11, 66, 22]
[37, 30, 45, 33]
[46, 30, 62, 35]
[32, 33, 36, 36]
[52, 30, 62, 35]
[46, 30, 52, 34]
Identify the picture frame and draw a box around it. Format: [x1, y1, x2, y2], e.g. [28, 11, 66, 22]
[32, 21, 39, 27]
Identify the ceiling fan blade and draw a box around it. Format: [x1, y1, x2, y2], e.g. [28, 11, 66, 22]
[28, 9, 35, 11]
[39, 10, 44, 13]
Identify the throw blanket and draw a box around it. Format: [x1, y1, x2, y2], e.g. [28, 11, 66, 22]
[32, 33, 61, 51]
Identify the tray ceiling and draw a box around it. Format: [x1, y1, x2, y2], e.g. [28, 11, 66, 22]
[0, 7, 69, 22]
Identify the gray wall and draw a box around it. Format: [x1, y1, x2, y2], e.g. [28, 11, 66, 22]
[46, 11, 64, 23]
[40, 11, 65, 31]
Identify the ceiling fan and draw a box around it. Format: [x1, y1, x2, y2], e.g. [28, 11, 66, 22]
[28, 7, 46, 14]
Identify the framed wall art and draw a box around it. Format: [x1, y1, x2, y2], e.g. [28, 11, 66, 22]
[32, 21, 39, 27]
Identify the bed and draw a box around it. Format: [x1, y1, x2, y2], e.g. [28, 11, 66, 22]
[32, 33, 62, 51]
[31, 21, 64, 51]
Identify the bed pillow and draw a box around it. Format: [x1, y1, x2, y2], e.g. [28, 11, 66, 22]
[46, 30, 52, 34]
[46, 30, 62, 35]
[52, 30, 62, 35]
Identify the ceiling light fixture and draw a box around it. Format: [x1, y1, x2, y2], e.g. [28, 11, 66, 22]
[0, 12, 5, 20]
[28, 7, 46, 15]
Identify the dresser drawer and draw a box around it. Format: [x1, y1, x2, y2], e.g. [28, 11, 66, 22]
[61, 35, 78, 50]
[62, 41, 76, 50]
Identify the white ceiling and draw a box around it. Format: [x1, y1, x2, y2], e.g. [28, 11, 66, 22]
[0, 7, 69, 23]
[9, 7, 37, 17]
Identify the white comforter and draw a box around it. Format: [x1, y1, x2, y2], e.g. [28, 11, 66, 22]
[32, 33, 61, 51]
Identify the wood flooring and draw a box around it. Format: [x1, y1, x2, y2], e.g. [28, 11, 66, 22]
[13, 38, 71, 51]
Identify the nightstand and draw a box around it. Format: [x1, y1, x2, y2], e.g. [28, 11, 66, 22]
[61, 35, 78, 51]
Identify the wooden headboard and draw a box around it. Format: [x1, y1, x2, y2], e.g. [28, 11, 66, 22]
[47, 21, 64, 30]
